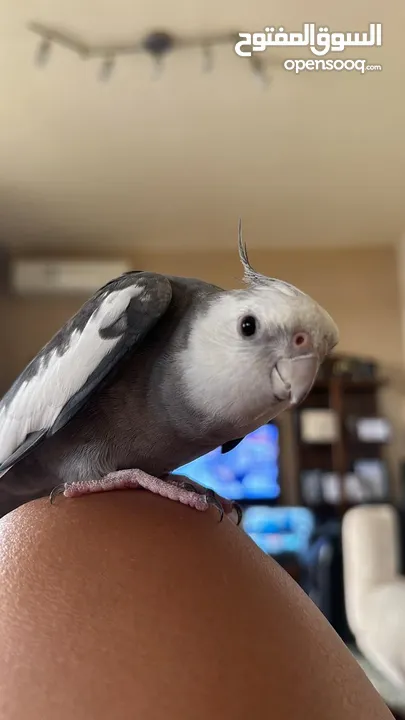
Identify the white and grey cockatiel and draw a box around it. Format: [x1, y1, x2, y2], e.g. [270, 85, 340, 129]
[0, 223, 339, 520]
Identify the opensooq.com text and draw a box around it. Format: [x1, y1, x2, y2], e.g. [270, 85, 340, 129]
[284, 58, 382, 74]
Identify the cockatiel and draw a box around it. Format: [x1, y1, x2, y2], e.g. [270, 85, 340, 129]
[0, 223, 339, 521]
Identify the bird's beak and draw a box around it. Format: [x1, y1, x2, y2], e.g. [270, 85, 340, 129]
[271, 355, 319, 406]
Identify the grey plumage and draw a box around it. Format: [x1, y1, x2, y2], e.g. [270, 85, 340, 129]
[0, 224, 339, 516]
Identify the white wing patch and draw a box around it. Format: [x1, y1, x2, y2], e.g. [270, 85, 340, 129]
[0, 285, 143, 466]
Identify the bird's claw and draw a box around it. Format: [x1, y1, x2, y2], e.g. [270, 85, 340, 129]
[204, 488, 224, 522]
[49, 483, 66, 504]
[233, 502, 243, 526]
[205, 493, 243, 526]
[176, 478, 242, 524]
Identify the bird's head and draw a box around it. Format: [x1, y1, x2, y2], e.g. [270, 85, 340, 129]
[179, 221, 339, 431]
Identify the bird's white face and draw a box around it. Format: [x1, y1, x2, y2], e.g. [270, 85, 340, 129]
[179, 281, 339, 431]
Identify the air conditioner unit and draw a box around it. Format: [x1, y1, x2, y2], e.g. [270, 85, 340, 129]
[9, 259, 132, 295]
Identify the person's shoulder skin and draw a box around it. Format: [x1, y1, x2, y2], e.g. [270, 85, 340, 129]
[0, 490, 393, 720]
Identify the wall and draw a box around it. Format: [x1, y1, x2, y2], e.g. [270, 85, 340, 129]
[1, 243, 403, 499]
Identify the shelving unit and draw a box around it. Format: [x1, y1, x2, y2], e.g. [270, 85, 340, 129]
[291, 356, 391, 519]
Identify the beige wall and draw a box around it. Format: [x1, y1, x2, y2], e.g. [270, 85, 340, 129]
[1, 244, 404, 498]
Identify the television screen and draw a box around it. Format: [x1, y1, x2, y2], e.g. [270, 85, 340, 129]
[242, 505, 316, 556]
[172, 423, 280, 501]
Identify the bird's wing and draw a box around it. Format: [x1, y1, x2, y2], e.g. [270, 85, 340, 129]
[0, 271, 172, 476]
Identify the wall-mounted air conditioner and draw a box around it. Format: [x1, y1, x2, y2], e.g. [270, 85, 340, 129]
[9, 259, 132, 295]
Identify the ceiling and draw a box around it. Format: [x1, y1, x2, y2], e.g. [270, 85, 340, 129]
[0, 1, 404, 252]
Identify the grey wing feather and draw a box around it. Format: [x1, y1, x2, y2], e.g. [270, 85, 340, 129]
[0, 271, 172, 476]
[0, 430, 47, 479]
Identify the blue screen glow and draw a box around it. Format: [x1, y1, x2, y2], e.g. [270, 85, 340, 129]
[242, 505, 316, 556]
[172, 423, 280, 501]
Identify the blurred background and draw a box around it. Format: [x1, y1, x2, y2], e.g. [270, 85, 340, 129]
[1, 0, 405, 714]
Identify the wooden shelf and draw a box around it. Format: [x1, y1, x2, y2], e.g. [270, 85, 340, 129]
[292, 363, 390, 519]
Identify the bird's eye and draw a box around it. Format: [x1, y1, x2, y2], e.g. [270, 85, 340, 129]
[239, 315, 257, 337]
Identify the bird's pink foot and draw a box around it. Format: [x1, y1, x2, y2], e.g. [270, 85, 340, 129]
[50, 469, 242, 525]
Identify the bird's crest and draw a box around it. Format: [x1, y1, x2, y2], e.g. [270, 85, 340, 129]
[237, 218, 301, 296]
[238, 218, 260, 286]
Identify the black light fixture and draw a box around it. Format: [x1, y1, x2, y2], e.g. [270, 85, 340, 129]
[35, 37, 52, 66]
[27, 21, 271, 85]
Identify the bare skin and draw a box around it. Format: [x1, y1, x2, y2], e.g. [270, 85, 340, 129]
[0, 491, 394, 720]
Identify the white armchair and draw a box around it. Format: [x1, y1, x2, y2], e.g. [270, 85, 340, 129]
[342, 504, 405, 687]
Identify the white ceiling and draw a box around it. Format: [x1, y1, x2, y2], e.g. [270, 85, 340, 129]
[0, 1, 404, 251]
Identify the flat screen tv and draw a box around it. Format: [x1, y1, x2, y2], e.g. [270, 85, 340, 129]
[172, 422, 280, 501]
